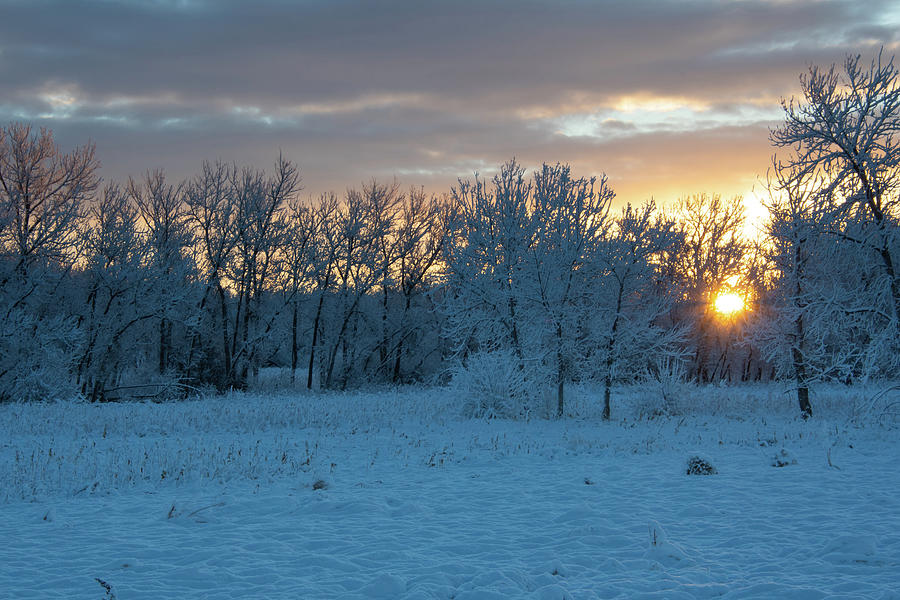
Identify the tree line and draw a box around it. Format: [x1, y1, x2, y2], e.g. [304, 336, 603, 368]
[1, 51, 898, 418]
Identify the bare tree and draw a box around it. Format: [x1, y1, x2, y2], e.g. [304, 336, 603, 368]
[390, 187, 449, 382]
[0, 123, 98, 275]
[128, 169, 194, 376]
[322, 184, 381, 389]
[226, 157, 299, 387]
[305, 193, 339, 389]
[279, 196, 318, 385]
[184, 160, 239, 388]
[759, 156, 898, 417]
[363, 180, 403, 381]
[77, 183, 162, 400]
[761, 163, 822, 417]
[670, 193, 748, 381]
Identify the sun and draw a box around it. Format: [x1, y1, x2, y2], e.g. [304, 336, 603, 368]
[713, 291, 746, 316]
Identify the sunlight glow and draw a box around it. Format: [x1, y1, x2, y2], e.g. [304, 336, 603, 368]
[613, 95, 709, 114]
[713, 291, 746, 316]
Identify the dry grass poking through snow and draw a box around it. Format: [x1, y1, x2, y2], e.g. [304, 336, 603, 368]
[1, 383, 899, 598]
[0, 382, 897, 502]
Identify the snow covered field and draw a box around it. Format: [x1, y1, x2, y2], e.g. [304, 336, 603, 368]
[2, 385, 899, 599]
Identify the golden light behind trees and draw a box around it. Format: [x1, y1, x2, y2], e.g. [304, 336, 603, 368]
[713, 290, 746, 316]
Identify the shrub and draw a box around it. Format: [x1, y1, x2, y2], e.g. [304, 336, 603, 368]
[685, 455, 717, 475]
[450, 350, 538, 419]
[638, 356, 688, 418]
[0, 310, 81, 402]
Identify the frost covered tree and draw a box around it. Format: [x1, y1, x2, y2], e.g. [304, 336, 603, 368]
[322, 184, 382, 389]
[364, 180, 403, 381]
[279, 196, 318, 385]
[388, 187, 448, 382]
[76, 183, 155, 400]
[771, 50, 900, 332]
[226, 157, 299, 387]
[183, 160, 239, 388]
[525, 163, 613, 417]
[758, 162, 894, 415]
[304, 193, 339, 389]
[128, 169, 195, 378]
[0, 123, 98, 275]
[757, 162, 832, 417]
[440, 160, 537, 416]
[595, 201, 683, 419]
[0, 123, 98, 401]
[443, 160, 534, 360]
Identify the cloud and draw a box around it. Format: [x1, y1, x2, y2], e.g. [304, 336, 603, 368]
[0, 0, 896, 208]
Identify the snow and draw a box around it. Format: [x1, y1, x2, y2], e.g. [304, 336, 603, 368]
[2, 385, 899, 599]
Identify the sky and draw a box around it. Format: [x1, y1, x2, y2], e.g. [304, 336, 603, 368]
[1, 0, 898, 228]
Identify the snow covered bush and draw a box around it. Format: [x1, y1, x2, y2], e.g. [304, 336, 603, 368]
[0, 309, 81, 402]
[638, 356, 689, 418]
[451, 350, 540, 419]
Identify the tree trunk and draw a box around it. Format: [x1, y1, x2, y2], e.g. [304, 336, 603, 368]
[556, 323, 565, 418]
[796, 383, 812, 419]
[602, 372, 612, 421]
[556, 367, 565, 419]
[792, 344, 812, 419]
[878, 244, 900, 332]
[218, 284, 231, 389]
[393, 294, 413, 383]
[325, 293, 363, 389]
[237, 290, 252, 388]
[507, 295, 522, 360]
[290, 300, 298, 385]
[158, 318, 169, 374]
[793, 241, 812, 419]
[857, 170, 900, 333]
[307, 291, 326, 390]
[602, 283, 624, 421]
[381, 281, 390, 379]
